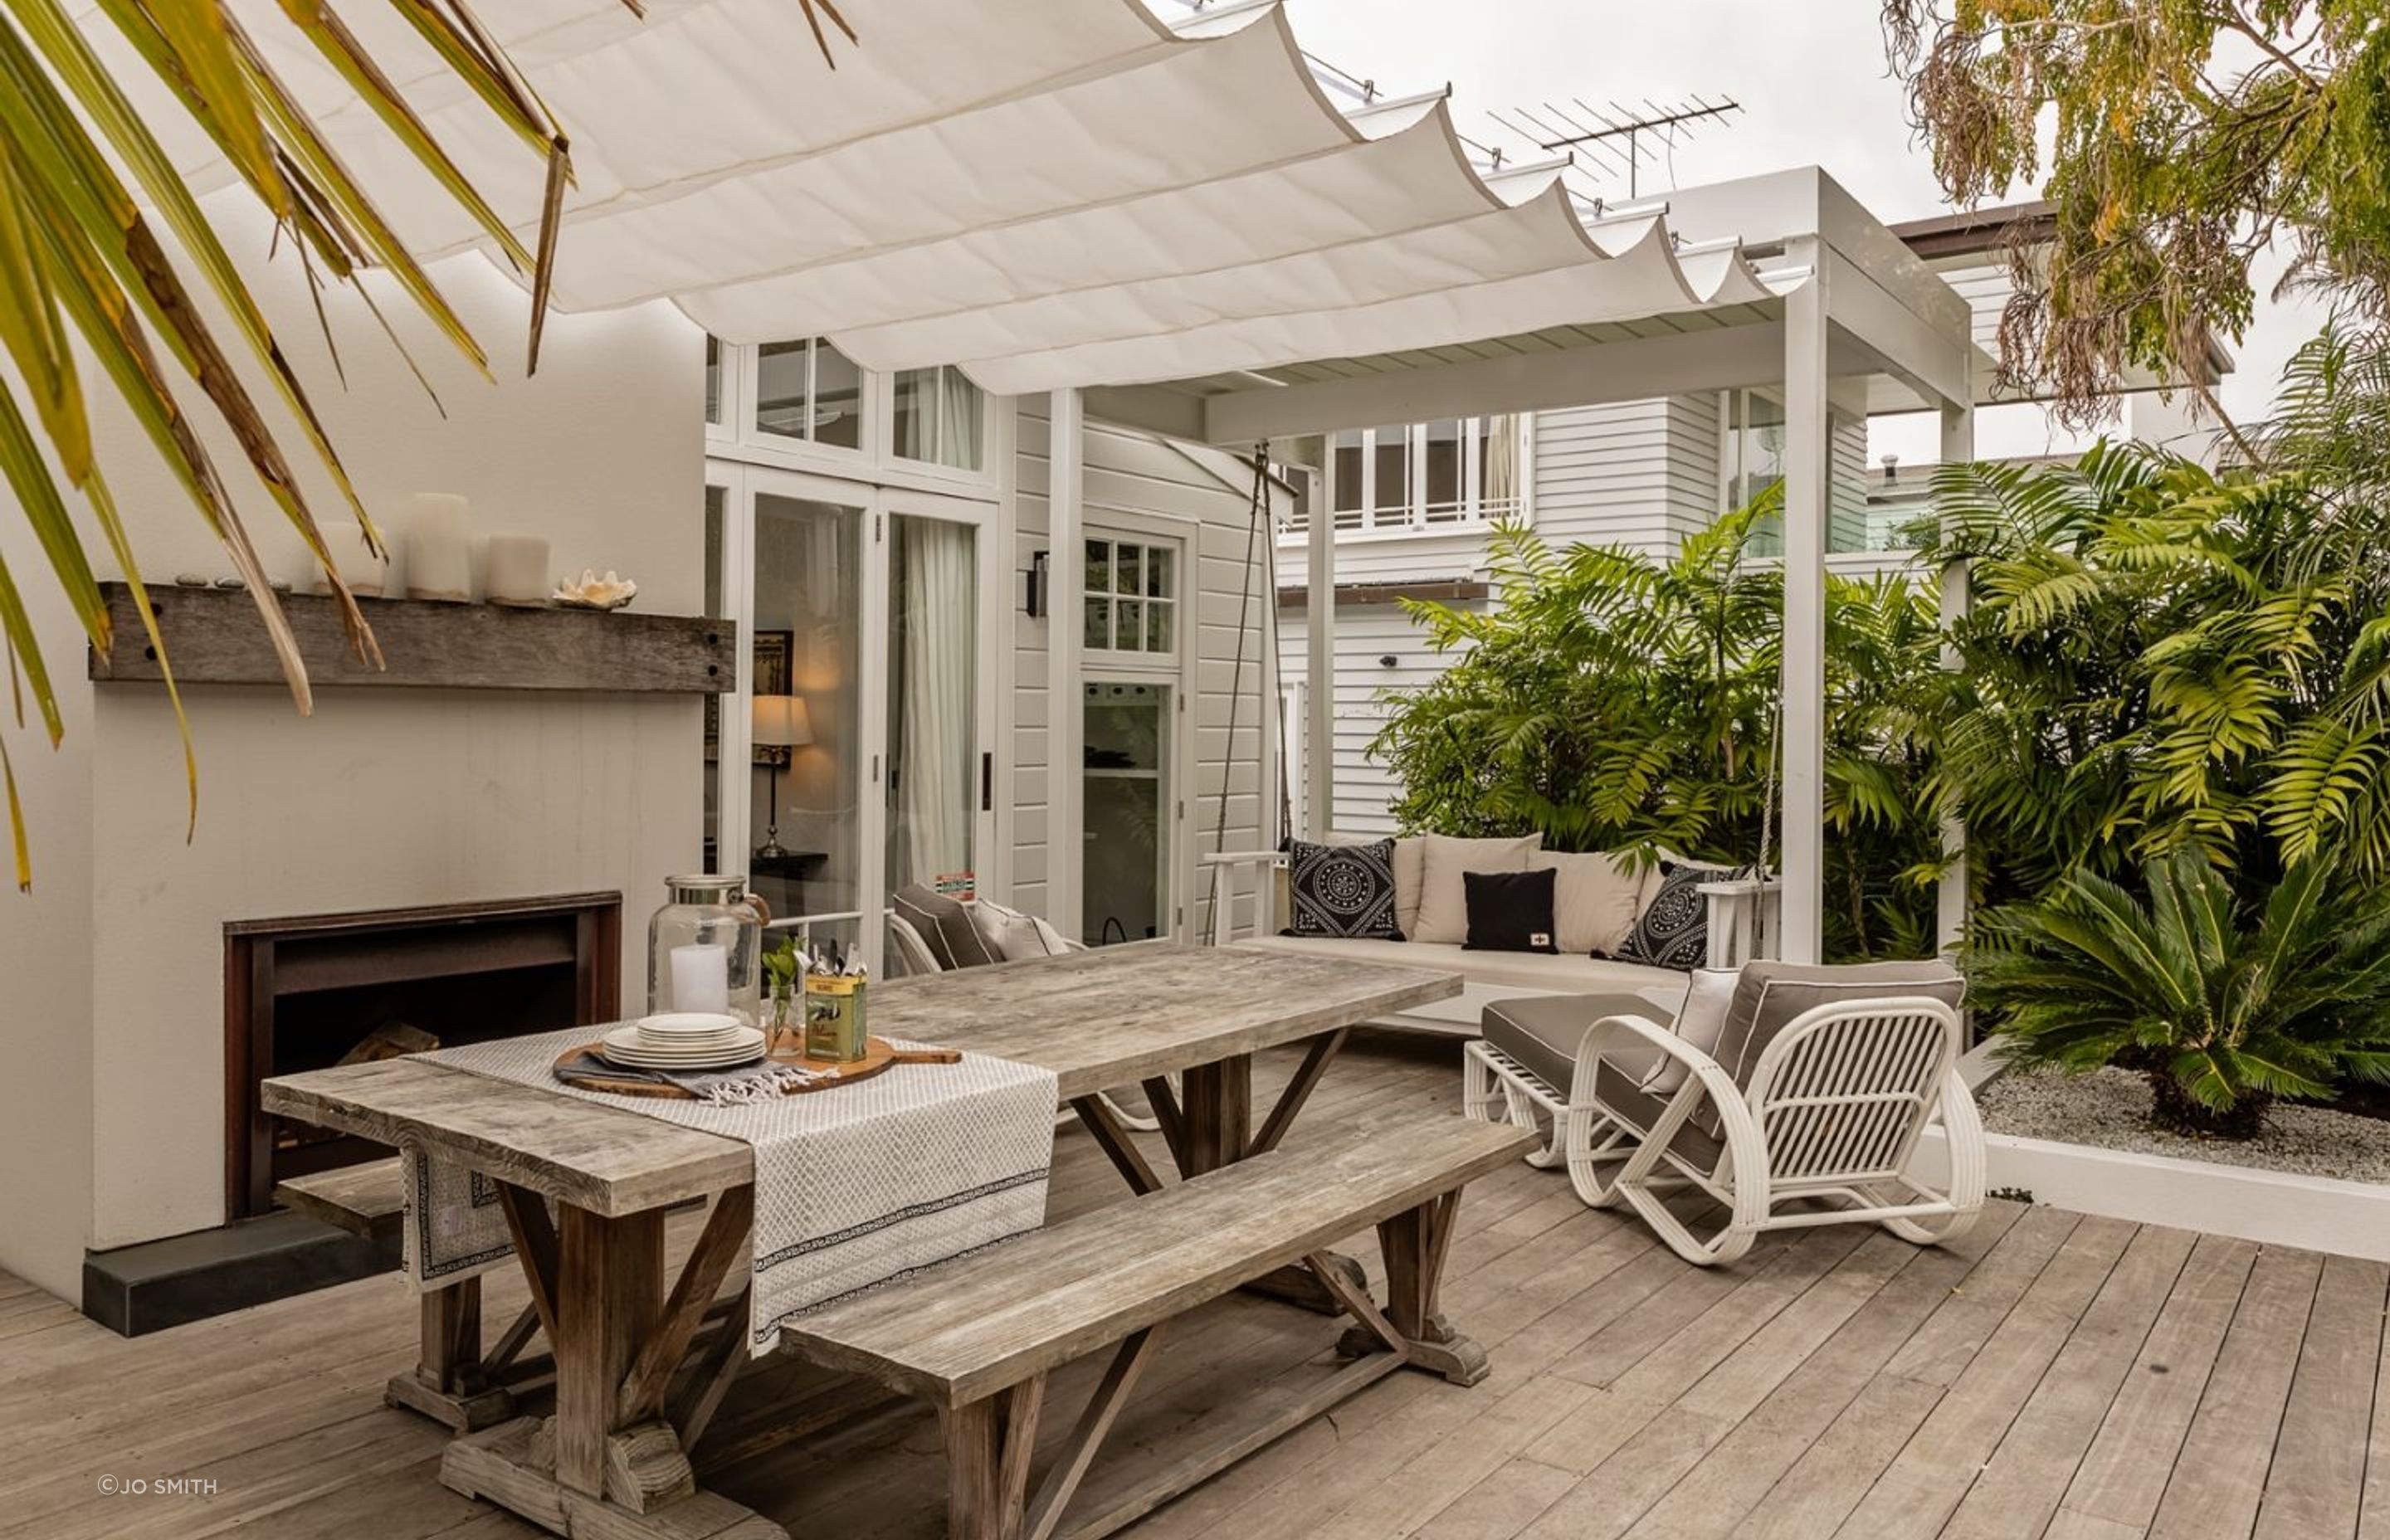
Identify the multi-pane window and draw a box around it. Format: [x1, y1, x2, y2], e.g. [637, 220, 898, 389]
[1084, 538, 1176, 655]
[892, 364, 987, 471]
[1303, 415, 1523, 534]
[755, 337, 865, 449]
[716, 335, 993, 484]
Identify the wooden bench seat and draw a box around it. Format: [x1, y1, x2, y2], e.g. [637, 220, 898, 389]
[778, 1113, 1533, 1540]
[275, 1156, 407, 1241]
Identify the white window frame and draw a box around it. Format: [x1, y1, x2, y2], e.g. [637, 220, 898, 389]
[1080, 531, 1183, 665]
[1080, 511, 1198, 941]
[703, 461, 1008, 975]
[1285, 414, 1532, 543]
[707, 337, 1002, 500]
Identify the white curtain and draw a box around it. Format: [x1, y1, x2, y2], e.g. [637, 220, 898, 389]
[893, 517, 977, 892]
[1480, 414, 1519, 516]
[898, 367, 986, 470]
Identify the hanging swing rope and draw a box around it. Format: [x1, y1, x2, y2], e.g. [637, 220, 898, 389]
[1209, 442, 1272, 943]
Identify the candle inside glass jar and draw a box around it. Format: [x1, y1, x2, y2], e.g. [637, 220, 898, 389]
[670, 943, 730, 1015]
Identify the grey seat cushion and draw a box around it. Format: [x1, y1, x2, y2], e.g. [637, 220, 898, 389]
[1710, 960, 1967, 1088]
[1480, 994, 1722, 1165]
[893, 885, 998, 970]
[1480, 992, 1671, 1089]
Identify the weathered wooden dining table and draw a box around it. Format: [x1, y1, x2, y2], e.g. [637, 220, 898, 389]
[261, 940, 1463, 1540]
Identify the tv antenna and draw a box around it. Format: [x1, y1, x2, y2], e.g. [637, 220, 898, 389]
[1486, 95, 1744, 201]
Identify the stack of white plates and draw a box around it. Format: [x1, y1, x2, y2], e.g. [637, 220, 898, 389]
[600, 1011, 765, 1070]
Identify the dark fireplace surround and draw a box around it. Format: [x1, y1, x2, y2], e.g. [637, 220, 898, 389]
[88, 889, 624, 1335]
[225, 890, 624, 1220]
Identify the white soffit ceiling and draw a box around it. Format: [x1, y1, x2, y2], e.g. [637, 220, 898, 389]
[108, 0, 1796, 396]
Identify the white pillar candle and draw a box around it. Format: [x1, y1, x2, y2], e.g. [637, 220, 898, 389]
[482, 533, 551, 607]
[670, 943, 730, 1015]
[406, 492, 472, 602]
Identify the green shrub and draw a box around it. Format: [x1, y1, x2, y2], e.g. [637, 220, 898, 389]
[1969, 852, 2390, 1138]
[1371, 497, 1947, 961]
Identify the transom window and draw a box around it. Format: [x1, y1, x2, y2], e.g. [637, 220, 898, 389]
[705, 336, 992, 480]
[1085, 538, 1176, 655]
[756, 337, 864, 449]
[1287, 414, 1524, 536]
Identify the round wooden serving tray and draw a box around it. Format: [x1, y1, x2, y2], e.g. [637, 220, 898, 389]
[554, 1036, 961, 1099]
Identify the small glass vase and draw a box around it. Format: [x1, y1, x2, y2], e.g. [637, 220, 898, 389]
[767, 985, 799, 1057]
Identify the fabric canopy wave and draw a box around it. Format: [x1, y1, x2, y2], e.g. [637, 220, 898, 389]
[100, 0, 1788, 396]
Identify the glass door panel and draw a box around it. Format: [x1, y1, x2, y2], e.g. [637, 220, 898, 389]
[885, 511, 981, 902]
[1082, 680, 1172, 946]
[750, 487, 866, 948]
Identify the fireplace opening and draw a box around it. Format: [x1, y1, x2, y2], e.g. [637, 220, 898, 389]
[225, 892, 622, 1219]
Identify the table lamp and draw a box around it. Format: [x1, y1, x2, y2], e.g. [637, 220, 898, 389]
[752, 694, 812, 859]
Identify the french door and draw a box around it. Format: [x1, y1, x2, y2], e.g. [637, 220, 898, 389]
[704, 462, 1002, 972]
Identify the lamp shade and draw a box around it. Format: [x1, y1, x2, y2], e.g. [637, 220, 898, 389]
[752, 694, 812, 748]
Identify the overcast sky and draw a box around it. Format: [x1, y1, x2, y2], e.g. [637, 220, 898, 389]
[1282, 0, 2326, 465]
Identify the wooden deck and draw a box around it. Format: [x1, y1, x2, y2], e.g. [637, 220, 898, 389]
[3, 1033, 2385, 1540]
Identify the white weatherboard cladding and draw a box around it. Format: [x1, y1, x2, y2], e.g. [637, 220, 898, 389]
[113, 2, 1784, 396]
[1012, 402, 1279, 937]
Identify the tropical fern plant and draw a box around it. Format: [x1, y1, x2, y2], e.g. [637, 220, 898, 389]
[1917, 441, 2390, 904]
[1969, 852, 2390, 1138]
[1371, 496, 1949, 960]
[0, 2, 851, 891]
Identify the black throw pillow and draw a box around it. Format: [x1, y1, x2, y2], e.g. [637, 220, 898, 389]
[1284, 837, 1403, 940]
[1462, 867, 1558, 953]
[1617, 862, 1728, 971]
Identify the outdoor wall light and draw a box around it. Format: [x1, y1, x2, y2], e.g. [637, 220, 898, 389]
[1027, 549, 1050, 617]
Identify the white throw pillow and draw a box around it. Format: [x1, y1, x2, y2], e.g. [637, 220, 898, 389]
[1393, 836, 1425, 940]
[968, 899, 1066, 963]
[1411, 832, 1544, 944]
[1641, 967, 1739, 1095]
[1530, 850, 1642, 956]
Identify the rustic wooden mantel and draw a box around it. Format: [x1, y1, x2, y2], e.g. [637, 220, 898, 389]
[87, 582, 737, 694]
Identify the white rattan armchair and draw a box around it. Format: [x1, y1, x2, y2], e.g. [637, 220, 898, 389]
[1464, 992, 1984, 1266]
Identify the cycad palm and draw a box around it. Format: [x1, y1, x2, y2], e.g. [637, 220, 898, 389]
[1971, 851, 2390, 1137]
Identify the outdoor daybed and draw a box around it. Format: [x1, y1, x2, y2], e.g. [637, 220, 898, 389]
[1202, 834, 1778, 1037]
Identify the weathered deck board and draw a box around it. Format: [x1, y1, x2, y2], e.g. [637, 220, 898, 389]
[2, 1032, 2383, 1540]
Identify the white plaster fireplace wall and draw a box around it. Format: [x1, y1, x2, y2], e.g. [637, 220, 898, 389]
[0, 197, 705, 1294]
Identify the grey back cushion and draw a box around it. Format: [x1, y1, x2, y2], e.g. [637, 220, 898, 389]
[1710, 960, 1967, 1093]
[892, 885, 998, 970]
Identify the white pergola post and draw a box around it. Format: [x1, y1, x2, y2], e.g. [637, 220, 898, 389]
[1305, 446, 1335, 840]
[1936, 391, 1974, 956]
[1047, 388, 1085, 940]
[1778, 246, 1830, 965]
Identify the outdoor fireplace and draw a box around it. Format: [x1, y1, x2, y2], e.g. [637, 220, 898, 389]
[223, 891, 622, 1218]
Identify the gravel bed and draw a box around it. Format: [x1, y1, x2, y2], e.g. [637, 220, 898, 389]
[1978, 1065, 2390, 1185]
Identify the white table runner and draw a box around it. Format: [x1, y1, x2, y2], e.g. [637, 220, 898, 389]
[399, 1026, 1057, 1352]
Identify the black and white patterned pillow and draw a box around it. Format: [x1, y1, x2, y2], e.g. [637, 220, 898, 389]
[1284, 837, 1403, 940]
[1616, 862, 1727, 971]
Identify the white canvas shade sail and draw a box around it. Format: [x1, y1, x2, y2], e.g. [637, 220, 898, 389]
[106, 0, 1788, 397]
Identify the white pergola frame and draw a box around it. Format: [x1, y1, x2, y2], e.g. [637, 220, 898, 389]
[1053, 167, 1981, 964]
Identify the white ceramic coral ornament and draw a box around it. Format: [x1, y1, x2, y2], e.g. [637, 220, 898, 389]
[554, 568, 637, 611]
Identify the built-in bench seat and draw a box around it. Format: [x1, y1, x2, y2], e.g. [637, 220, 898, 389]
[771, 1113, 1532, 1540]
[1204, 849, 1778, 1037]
